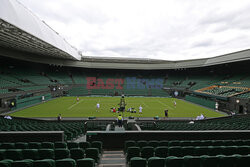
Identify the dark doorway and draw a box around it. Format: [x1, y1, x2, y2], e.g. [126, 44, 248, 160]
[239, 105, 243, 114]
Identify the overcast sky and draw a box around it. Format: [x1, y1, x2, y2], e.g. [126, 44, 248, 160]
[18, 0, 250, 60]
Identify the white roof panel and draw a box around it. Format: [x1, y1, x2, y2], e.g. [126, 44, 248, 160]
[0, 0, 81, 60]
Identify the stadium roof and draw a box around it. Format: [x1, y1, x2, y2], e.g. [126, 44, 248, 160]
[1, 45, 249, 70]
[0, 0, 250, 70]
[0, 0, 81, 60]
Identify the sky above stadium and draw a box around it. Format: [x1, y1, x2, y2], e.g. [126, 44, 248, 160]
[18, 0, 250, 60]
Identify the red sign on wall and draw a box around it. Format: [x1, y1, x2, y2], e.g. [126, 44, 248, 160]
[86, 77, 124, 89]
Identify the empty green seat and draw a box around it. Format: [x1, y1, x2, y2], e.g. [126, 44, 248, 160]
[29, 142, 41, 149]
[158, 140, 168, 147]
[233, 154, 250, 167]
[0, 162, 10, 167]
[126, 147, 140, 162]
[155, 146, 168, 158]
[234, 140, 244, 146]
[223, 140, 234, 146]
[0, 143, 15, 149]
[219, 155, 237, 167]
[41, 142, 54, 149]
[91, 141, 102, 153]
[0, 160, 12, 167]
[194, 146, 208, 156]
[168, 146, 182, 157]
[76, 158, 95, 167]
[200, 140, 211, 146]
[190, 141, 201, 146]
[0, 150, 6, 160]
[79, 142, 90, 150]
[221, 146, 237, 156]
[55, 158, 76, 167]
[212, 140, 224, 146]
[148, 157, 165, 167]
[137, 141, 147, 148]
[129, 157, 146, 167]
[236, 146, 250, 155]
[180, 141, 192, 147]
[55, 142, 67, 149]
[182, 146, 195, 156]
[85, 148, 99, 163]
[200, 155, 217, 167]
[22, 149, 39, 160]
[33, 159, 55, 167]
[168, 141, 180, 147]
[242, 140, 250, 146]
[15, 143, 28, 149]
[11, 159, 33, 167]
[207, 146, 222, 156]
[124, 141, 136, 153]
[70, 148, 84, 160]
[67, 142, 79, 150]
[5, 149, 23, 160]
[141, 146, 154, 159]
[55, 149, 70, 160]
[183, 155, 200, 167]
[38, 149, 55, 159]
[165, 156, 183, 167]
[148, 141, 159, 148]
[65, 133, 73, 141]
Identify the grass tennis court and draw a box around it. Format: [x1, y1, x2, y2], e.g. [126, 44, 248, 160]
[10, 96, 225, 118]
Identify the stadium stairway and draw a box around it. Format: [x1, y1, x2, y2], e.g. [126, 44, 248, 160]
[114, 125, 125, 131]
[98, 150, 126, 167]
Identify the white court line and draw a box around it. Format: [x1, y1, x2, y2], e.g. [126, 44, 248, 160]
[141, 101, 149, 108]
[157, 100, 174, 109]
[68, 99, 84, 110]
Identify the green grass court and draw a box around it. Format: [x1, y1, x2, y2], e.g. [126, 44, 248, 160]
[10, 96, 225, 118]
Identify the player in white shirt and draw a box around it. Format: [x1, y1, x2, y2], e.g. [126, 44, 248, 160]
[96, 103, 100, 112]
[173, 100, 177, 108]
[139, 105, 143, 114]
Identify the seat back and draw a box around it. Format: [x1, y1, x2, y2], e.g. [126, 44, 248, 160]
[15, 143, 28, 149]
[126, 147, 140, 162]
[41, 142, 54, 149]
[76, 158, 95, 167]
[85, 148, 99, 163]
[5, 149, 23, 160]
[67, 142, 79, 150]
[124, 140, 136, 153]
[148, 157, 165, 167]
[55, 148, 70, 160]
[70, 148, 84, 160]
[55, 142, 67, 149]
[137, 140, 148, 148]
[55, 158, 76, 167]
[155, 146, 168, 158]
[11, 160, 33, 167]
[91, 141, 102, 153]
[79, 142, 90, 150]
[33, 159, 55, 167]
[38, 149, 55, 159]
[130, 157, 146, 167]
[22, 149, 39, 160]
[165, 156, 183, 167]
[148, 141, 159, 148]
[141, 146, 154, 159]
[29, 142, 41, 149]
